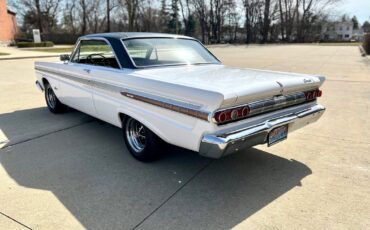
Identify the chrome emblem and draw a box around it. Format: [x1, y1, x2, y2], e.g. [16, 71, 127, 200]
[303, 78, 312, 83]
[276, 81, 284, 94]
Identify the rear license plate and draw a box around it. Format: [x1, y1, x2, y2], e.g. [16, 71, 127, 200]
[268, 125, 288, 147]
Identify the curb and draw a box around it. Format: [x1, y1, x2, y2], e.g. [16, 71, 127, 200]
[359, 45, 367, 57]
[0, 55, 59, 61]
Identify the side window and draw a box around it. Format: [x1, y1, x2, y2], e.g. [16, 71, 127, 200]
[71, 40, 120, 69]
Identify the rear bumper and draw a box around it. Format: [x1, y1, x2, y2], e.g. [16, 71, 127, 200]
[199, 104, 325, 158]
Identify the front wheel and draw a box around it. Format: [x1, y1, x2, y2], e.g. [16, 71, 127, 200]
[44, 82, 67, 113]
[123, 117, 163, 162]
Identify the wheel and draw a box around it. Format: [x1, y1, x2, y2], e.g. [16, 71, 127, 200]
[123, 117, 163, 162]
[44, 82, 67, 113]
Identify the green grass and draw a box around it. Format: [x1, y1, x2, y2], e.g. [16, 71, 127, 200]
[25, 47, 74, 53]
[0, 52, 10, 56]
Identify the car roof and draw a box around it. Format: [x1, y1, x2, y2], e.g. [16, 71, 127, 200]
[81, 32, 194, 40]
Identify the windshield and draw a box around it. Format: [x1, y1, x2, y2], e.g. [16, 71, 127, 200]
[122, 38, 220, 67]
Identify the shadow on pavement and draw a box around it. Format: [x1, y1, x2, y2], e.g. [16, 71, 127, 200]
[0, 107, 93, 148]
[0, 108, 312, 229]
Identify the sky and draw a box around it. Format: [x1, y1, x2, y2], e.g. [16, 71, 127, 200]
[338, 0, 370, 23]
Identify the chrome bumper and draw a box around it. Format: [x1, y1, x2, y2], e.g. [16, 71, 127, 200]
[199, 104, 325, 159]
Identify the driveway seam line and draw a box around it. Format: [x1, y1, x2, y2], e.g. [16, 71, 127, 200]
[0, 212, 32, 229]
[132, 159, 214, 230]
[1, 119, 94, 149]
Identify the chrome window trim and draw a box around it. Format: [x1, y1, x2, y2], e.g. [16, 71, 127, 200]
[120, 37, 221, 69]
[69, 37, 123, 69]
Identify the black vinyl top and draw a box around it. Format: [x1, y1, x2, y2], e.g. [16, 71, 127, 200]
[82, 32, 193, 40]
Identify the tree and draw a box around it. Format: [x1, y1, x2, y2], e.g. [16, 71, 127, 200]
[261, 0, 271, 43]
[192, 0, 209, 43]
[168, 0, 180, 34]
[351, 16, 359, 30]
[363, 21, 370, 33]
[11, 0, 61, 34]
[121, 0, 139, 32]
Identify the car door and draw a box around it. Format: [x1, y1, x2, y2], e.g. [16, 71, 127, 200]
[62, 38, 125, 126]
[57, 39, 112, 116]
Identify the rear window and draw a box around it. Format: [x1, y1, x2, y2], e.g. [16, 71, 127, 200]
[122, 38, 219, 67]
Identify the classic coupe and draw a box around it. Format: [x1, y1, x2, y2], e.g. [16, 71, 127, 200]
[34, 32, 325, 161]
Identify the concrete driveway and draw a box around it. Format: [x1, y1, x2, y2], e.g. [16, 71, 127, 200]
[0, 45, 369, 229]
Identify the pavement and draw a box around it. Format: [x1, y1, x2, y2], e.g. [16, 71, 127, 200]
[0, 45, 369, 230]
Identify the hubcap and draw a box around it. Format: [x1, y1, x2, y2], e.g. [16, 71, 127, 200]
[126, 118, 147, 153]
[46, 86, 57, 109]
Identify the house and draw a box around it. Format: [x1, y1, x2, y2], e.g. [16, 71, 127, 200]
[0, 0, 17, 45]
[321, 21, 363, 41]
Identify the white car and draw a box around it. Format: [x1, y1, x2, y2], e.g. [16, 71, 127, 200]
[35, 32, 325, 161]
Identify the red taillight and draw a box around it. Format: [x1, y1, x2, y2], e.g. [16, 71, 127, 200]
[213, 105, 250, 124]
[317, 89, 322, 97]
[305, 89, 322, 101]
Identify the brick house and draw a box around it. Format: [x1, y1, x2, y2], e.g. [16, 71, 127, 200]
[0, 0, 17, 45]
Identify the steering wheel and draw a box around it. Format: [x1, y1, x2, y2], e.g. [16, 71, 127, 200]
[86, 53, 107, 66]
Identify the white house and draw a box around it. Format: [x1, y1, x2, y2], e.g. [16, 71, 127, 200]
[321, 21, 363, 41]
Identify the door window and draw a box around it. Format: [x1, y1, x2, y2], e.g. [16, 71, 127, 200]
[71, 40, 120, 69]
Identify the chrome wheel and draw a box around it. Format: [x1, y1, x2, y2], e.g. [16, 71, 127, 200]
[46, 86, 57, 109]
[125, 118, 147, 153]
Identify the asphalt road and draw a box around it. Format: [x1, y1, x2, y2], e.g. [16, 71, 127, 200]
[0, 45, 369, 230]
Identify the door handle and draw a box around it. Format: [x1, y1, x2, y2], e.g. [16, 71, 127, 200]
[83, 69, 91, 74]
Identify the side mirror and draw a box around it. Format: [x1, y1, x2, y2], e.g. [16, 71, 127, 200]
[60, 54, 70, 62]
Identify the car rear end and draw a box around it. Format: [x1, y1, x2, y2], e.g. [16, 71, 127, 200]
[199, 85, 325, 158]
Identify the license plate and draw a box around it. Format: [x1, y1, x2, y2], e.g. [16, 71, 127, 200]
[268, 125, 288, 147]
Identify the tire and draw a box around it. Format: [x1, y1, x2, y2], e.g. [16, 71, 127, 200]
[122, 117, 163, 162]
[44, 82, 67, 113]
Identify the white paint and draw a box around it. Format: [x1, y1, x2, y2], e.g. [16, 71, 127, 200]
[34, 52, 325, 154]
[32, 29, 41, 43]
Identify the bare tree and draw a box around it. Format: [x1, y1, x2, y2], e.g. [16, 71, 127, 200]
[192, 0, 209, 43]
[120, 0, 139, 31]
[261, 0, 271, 43]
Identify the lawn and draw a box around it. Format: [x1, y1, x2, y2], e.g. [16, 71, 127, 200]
[0, 52, 10, 55]
[25, 47, 74, 53]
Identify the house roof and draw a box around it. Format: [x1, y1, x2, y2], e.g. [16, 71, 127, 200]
[82, 32, 194, 40]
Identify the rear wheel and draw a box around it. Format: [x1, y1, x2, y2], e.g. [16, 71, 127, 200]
[44, 82, 66, 113]
[123, 117, 163, 162]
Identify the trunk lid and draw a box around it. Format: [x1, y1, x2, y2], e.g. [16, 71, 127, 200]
[133, 65, 324, 108]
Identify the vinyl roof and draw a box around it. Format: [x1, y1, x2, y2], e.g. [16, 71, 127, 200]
[82, 32, 193, 40]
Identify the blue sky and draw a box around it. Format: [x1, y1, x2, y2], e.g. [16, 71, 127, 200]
[339, 0, 370, 23]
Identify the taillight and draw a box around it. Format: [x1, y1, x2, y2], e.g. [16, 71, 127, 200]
[305, 89, 322, 101]
[213, 106, 250, 124]
[213, 89, 322, 125]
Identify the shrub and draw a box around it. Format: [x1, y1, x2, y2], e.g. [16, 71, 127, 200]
[363, 34, 370, 55]
[16, 41, 54, 48]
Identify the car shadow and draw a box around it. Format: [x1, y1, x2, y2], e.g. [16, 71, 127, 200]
[0, 108, 312, 229]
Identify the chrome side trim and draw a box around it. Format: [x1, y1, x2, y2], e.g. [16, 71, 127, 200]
[199, 104, 325, 158]
[120, 89, 210, 121]
[35, 66, 210, 121]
